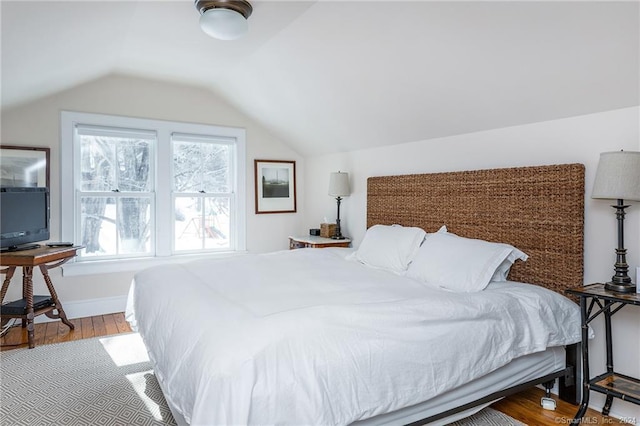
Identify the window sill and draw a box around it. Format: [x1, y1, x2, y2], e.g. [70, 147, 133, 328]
[61, 251, 248, 277]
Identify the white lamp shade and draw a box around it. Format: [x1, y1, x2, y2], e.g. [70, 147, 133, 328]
[329, 172, 350, 197]
[199, 8, 248, 40]
[592, 151, 640, 201]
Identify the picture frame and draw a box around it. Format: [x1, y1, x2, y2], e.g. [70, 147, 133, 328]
[0, 145, 50, 188]
[254, 159, 297, 214]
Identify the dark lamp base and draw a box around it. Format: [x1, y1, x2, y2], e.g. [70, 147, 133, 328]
[331, 235, 346, 240]
[604, 282, 637, 293]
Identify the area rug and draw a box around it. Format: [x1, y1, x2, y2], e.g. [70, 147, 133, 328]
[448, 408, 526, 426]
[1, 333, 526, 426]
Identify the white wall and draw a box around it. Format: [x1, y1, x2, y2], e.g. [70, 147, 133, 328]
[303, 106, 640, 421]
[1, 74, 303, 307]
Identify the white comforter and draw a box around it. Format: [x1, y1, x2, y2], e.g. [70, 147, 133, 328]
[126, 248, 581, 425]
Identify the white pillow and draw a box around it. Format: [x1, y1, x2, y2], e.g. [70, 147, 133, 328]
[490, 248, 529, 282]
[353, 224, 427, 274]
[406, 232, 525, 292]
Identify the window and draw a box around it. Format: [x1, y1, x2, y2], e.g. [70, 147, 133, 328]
[61, 111, 246, 271]
[172, 133, 234, 252]
[76, 125, 155, 258]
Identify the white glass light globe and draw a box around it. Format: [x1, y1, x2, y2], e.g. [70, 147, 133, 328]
[199, 8, 248, 40]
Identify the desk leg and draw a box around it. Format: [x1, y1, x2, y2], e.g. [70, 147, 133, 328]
[573, 296, 590, 421]
[22, 269, 29, 329]
[602, 395, 614, 416]
[38, 265, 74, 330]
[0, 267, 16, 330]
[22, 267, 36, 349]
[0, 266, 16, 304]
[602, 304, 614, 416]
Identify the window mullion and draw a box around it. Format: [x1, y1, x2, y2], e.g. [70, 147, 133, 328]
[200, 206, 206, 250]
[114, 197, 120, 255]
[156, 128, 172, 257]
[113, 143, 119, 192]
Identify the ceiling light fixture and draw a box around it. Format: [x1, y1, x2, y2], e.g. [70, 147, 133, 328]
[195, 0, 253, 41]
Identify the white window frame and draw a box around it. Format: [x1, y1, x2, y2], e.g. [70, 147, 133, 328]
[60, 111, 246, 276]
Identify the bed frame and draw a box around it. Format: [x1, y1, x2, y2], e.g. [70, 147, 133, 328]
[366, 163, 585, 423]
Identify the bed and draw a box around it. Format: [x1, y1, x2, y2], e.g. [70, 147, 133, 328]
[126, 163, 586, 425]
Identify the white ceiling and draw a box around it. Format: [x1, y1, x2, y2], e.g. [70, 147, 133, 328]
[2, 1, 638, 156]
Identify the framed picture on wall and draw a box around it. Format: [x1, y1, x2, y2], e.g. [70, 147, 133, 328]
[254, 159, 297, 214]
[0, 145, 50, 188]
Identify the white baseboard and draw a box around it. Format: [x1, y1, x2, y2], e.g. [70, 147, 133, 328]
[33, 295, 128, 323]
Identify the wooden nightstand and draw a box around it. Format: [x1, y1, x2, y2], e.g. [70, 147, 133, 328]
[289, 236, 351, 249]
[566, 283, 640, 422]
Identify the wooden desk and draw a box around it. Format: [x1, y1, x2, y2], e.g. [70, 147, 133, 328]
[0, 245, 81, 348]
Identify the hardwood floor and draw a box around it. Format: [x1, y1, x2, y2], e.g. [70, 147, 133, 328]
[0, 312, 131, 350]
[492, 387, 630, 425]
[1, 313, 631, 425]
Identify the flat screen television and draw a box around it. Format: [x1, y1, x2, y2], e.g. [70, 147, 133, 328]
[1, 187, 50, 251]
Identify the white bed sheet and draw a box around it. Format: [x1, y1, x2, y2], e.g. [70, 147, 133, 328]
[126, 248, 581, 425]
[161, 345, 566, 426]
[357, 345, 566, 425]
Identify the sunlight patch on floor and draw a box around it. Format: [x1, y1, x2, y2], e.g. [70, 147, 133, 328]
[126, 370, 165, 422]
[100, 333, 150, 366]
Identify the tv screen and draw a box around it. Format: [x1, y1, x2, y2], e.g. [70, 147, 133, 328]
[1, 187, 50, 251]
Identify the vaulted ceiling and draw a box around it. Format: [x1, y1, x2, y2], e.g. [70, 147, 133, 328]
[2, 1, 638, 156]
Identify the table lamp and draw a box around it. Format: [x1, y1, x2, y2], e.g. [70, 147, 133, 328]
[591, 150, 640, 293]
[328, 172, 350, 240]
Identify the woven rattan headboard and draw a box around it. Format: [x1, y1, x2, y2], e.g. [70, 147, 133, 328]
[367, 164, 585, 295]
